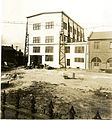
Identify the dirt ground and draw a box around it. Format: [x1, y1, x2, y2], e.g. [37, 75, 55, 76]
[1, 67, 112, 119]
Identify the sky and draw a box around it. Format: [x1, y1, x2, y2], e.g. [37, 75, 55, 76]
[1, 0, 112, 52]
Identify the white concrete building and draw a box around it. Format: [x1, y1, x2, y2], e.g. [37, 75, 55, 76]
[26, 11, 87, 69]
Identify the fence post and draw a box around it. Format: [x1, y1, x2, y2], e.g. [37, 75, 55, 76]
[73, 73, 75, 79]
[48, 100, 54, 119]
[31, 95, 36, 119]
[93, 110, 101, 119]
[69, 106, 76, 119]
[15, 89, 20, 119]
[2, 90, 6, 119]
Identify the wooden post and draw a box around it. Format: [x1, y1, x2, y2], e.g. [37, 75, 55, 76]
[48, 100, 54, 119]
[73, 73, 75, 79]
[93, 110, 101, 119]
[15, 89, 20, 119]
[69, 106, 76, 119]
[2, 90, 6, 119]
[31, 95, 36, 119]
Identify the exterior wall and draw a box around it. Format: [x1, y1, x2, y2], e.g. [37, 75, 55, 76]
[65, 42, 88, 69]
[62, 13, 84, 42]
[27, 13, 62, 68]
[88, 39, 112, 70]
[27, 12, 87, 69]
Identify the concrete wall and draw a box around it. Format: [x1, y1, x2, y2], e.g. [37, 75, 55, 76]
[27, 13, 62, 68]
[65, 42, 87, 69]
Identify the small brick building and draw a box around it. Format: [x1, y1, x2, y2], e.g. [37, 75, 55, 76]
[88, 31, 112, 71]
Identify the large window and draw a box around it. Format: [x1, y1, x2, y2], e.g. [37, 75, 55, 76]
[45, 46, 53, 53]
[45, 22, 54, 29]
[45, 55, 53, 61]
[33, 37, 40, 43]
[45, 36, 54, 43]
[74, 58, 84, 63]
[33, 23, 41, 30]
[75, 46, 84, 53]
[91, 57, 101, 66]
[65, 46, 70, 53]
[63, 22, 67, 30]
[33, 47, 40, 53]
[70, 26, 72, 32]
[94, 42, 100, 49]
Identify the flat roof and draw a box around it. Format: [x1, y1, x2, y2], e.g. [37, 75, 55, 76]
[27, 11, 84, 29]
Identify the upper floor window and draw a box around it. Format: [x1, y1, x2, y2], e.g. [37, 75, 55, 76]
[110, 42, 112, 48]
[45, 46, 54, 53]
[70, 26, 72, 32]
[65, 46, 70, 53]
[74, 58, 84, 63]
[33, 23, 41, 30]
[75, 46, 84, 53]
[63, 22, 67, 30]
[94, 42, 100, 49]
[33, 37, 40, 43]
[45, 36, 54, 43]
[45, 21, 54, 29]
[33, 47, 40, 53]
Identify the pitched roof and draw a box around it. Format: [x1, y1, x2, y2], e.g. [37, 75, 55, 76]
[88, 31, 112, 40]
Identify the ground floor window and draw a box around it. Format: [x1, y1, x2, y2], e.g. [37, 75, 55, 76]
[107, 58, 112, 67]
[91, 57, 101, 66]
[74, 58, 84, 62]
[45, 55, 53, 61]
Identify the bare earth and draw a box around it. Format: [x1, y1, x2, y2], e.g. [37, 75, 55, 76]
[1, 67, 112, 119]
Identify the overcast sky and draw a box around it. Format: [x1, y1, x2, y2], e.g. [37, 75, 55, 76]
[1, 0, 112, 51]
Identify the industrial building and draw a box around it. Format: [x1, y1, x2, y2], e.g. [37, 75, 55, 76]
[88, 31, 112, 71]
[25, 11, 87, 69]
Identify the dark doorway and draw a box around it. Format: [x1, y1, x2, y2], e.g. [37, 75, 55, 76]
[30, 55, 42, 67]
[67, 59, 70, 66]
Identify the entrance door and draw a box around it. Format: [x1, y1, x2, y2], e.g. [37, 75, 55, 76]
[67, 59, 70, 66]
[30, 55, 42, 67]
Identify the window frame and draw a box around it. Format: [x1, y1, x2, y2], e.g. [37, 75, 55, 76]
[65, 46, 70, 53]
[45, 36, 54, 43]
[33, 47, 40, 53]
[45, 55, 53, 61]
[45, 21, 54, 29]
[33, 23, 41, 30]
[33, 37, 40, 43]
[45, 46, 54, 53]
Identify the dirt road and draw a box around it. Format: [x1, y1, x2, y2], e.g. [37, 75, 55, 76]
[1, 68, 112, 119]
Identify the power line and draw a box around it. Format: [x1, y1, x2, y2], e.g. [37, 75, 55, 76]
[1, 20, 112, 29]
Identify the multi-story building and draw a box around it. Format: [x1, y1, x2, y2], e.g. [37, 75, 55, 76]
[88, 31, 112, 70]
[25, 11, 87, 69]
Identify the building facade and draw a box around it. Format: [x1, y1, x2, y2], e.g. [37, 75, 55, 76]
[88, 31, 112, 70]
[26, 11, 87, 69]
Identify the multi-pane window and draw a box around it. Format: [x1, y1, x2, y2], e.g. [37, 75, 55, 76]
[45, 36, 54, 43]
[45, 46, 53, 53]
[63, 22, 67, 30]
[65, 46, 70, 53]
[45, 22, 54, 29]
[45, 55, 53, 61]
[75, 46, 84, 53]
[33, 47, 40, 53]
[33, 23, 41, 30]
[94, 42, 100, 49]
[33, 37, 40, 43]
[74, 58, 84, 63]
[70, 26, 72, 32]
[110, 42, 112, 48]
